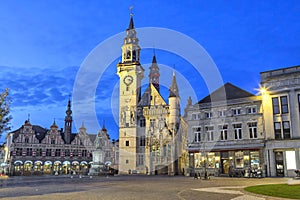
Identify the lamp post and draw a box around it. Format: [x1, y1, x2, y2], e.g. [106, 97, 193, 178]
[170, 123, 175, 176]
[148, 124, 154, 175]
[202, 127, 209, 180]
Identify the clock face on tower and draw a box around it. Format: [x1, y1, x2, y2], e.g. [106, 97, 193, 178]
[123, 75, 133, 86]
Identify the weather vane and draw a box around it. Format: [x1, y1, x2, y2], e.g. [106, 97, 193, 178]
[129, 6, 134, 16]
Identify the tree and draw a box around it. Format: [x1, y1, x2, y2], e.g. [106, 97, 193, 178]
[0, 88, 12, 138]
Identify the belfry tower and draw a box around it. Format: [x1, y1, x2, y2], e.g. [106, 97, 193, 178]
[117, 10, 144, 174]
[64, 98, 72, 144]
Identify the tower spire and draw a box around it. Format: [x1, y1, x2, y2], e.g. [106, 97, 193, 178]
[149, 53, 160, 92]
[128, 6, 134, 30]
[119, 6, 140, 64]
[64, 97, 72, 144]
[169, 71, 179, 97]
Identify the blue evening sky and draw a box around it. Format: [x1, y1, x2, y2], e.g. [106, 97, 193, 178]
[0, 1, 299, 143]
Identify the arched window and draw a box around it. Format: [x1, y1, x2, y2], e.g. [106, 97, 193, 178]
[126, 51, 131, 59]
[132, 50, 136, 61]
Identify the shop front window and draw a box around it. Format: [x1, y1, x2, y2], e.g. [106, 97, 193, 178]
[53, 161, 61, 174]
[13, 162, 23, 175]
[194, 152, 216, 169]
[194, 153, 203, 168]
[207, 153, 216, 168]
[44, 161, 52, 174]
[235, 151, 244, 168]
[250, 151, 260, 169]
[275, 151, 284, 177]
[286, 151, 296, 170]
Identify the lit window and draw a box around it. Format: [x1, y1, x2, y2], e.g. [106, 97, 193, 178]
[286, 151, 296, 170]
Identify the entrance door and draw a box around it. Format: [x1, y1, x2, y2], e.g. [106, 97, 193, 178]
[221, 159, 229, 174]
[275, 151, 284, 177]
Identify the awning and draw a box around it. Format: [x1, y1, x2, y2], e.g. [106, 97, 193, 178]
[14, 160, 23, 165]
[24, 160, 33, 164]
[105, 161, 112, 166]
[80, 161, 88, 165]
[34, 160, 43, 165]
[54, 161, 62, 165]
[72, 161, 79, 165]
[63, 161, 71, 165]
[44, 161, 52, 165]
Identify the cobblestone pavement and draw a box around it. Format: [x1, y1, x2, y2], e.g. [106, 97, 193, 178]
[0, 175, 292, 200]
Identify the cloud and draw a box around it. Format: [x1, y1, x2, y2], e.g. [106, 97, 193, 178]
[0, 66, 78, 108]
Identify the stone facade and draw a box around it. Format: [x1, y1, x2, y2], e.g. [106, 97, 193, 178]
[261, 65, 300, 177]
[3, 100, 115, 176]
[184, 83, 265, 177]
[117, 14, 187, 175]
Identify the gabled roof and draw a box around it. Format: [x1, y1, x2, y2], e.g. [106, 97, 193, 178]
[88, 134, 97, 143]
[138, 83, 167, 107]
[198, 82, 255, 104]
[11, 124, 48, 143]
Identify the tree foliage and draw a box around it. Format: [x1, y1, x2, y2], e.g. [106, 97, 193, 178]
[0, 88, 12, 138]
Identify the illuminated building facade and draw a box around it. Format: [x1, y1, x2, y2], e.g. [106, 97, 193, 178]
[117, 13, 187, 175]
[261, 66, 300, 177]
[4, 100, 115, 176]
[185, 83, 265, 177]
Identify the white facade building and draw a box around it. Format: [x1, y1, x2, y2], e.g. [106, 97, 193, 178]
[261, 65, 300, 177]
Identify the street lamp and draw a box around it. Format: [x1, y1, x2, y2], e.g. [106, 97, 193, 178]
[202, 138, 209, 180]
[148, 123, 154, 175]
[201, 125, 210, 180]
[170, 123, 175, 176]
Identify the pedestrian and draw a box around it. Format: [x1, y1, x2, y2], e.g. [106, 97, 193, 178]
[194, 171, 198, 179]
